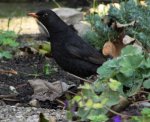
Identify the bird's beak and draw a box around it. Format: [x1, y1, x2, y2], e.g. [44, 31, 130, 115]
[28, 13, 39, 18]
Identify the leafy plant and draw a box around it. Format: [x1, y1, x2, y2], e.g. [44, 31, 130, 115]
[131, 108, 150, 122]
[68, 45, 150, 121]
[84, 0, 150, 50]
[0, 30, 19, 59]
[67, 0, 150, 121]
[108, 0, 150, 49]
[43, 63, 57, 76]
[84, 13, 118, 49]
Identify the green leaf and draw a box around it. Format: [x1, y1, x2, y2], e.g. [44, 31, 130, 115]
[142, 69, 150, 79]
[79, 101, 84, 107]
[77, 108, 91, 121]
[93, 103, 103, 109]
[116, 73, 133, 87]
[126, 79, 142, 96]
[93, 80, 108, 93]
[0, 51, 12, 59]
[3, 38, 19, 47]
[147, 94, 150, 100]
[88, 114, 108, 122]
[141, 108, 150, 117]
[100, 91, 120, 106]
[86, 99, 93, 108]
[108, 79, 121, 91]
[121, 45, 143, 56]
[73, 96, 82, 102]
[143, 79, 150, 89]
[39, 113, 49, 122]
[119, 47, 143, 76]
[79, 83, 91, 90]
[144, 57, 150, 68]
[40, 42, 51, 52]
[97, 58, 119, 79]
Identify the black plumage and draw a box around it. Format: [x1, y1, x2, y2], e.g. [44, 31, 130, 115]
[28, 9, 106, 77]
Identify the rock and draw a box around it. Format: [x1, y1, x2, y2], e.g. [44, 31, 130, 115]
[52, 8, 90, 37]
[0, 17, 40, 35]
[139, 102, 150, 107]
[29, 99, 40, 107]
[74, 21, 91, 37]
[0, 7, 89, 38]
[0, 100, 6, 106]
[52, 7, 83, 25]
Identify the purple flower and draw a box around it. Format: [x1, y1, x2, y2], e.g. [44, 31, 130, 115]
[64, 100, 69, 109]
[113, 115, 122, 122]
[71, 102, 78, 113]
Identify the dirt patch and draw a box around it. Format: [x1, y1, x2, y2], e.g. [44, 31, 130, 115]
[0, 35, 80, 108]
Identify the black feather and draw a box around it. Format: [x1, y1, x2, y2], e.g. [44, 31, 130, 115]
[35, 9, 107, 77]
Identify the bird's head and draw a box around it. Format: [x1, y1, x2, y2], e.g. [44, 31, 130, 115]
[28, 9, 67, 34]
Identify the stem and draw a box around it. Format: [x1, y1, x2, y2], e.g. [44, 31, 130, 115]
[52, 0, 61, 8]
[131, 99, 150, 105]
[105, 106, 130, 117]
[56, 99, 65, 106]
[67, 73, 92, 84]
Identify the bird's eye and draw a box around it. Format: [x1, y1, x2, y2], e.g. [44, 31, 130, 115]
[43, 13, 48, 18]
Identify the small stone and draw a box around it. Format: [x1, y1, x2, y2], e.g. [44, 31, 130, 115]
[0, 100, 6, 106]
[29, 99, 40, 107]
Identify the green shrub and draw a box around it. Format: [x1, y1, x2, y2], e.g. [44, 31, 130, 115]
[0, 30, 19, 59]
[84, 0, 150, 50]
[68, 45, 150, 121]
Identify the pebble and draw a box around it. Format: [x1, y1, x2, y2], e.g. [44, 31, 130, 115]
[0, 105, 67, 122]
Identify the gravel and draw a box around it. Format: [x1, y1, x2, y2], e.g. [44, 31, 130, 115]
[0, 105, 67, 122]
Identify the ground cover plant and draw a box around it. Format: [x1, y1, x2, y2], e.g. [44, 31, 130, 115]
[0, 30, 19, 59]
[67, 0, 150, 121]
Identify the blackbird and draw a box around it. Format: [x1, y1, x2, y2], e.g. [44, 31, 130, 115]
[28, 9, 106, 77]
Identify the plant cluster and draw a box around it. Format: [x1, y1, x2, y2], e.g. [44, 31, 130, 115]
[67, 2, 150, 120]
[84, 13, 118, 49]
[84, 0, 150, 50]
[108, 0, 150, 49]
[0, 30, 19, 59]
[68, 45, 150, 121]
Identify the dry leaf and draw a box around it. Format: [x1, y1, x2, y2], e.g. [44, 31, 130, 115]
[123, 35, 135, 45]
[102, 41, 124, 58]
[28, 79, 75, 101]
[116, 20, 136, 28]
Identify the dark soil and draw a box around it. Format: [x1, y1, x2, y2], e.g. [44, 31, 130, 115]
[0, 35, 80, 109]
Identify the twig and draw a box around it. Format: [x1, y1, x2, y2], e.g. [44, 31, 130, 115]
[0, 69, 17, 75]
[19, 71, 42, 77]
[68, 73, 92, 84]
[52, 0, 61, 8]
[131, 99, 150, 105]
[139, 90, 150, 94]
[0, 94, 17, 99]
[66, 90, 77, 95]
[7, 17, 12, 31]
[56, 99, 65, 106]
[3, 98, 19, 102]
[15, 83, 28, 89]
[17, 17, 23, 34]
[105, 106, 130, 118]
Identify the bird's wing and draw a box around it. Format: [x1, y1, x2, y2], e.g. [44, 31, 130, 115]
[66, 40, 106, 65]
